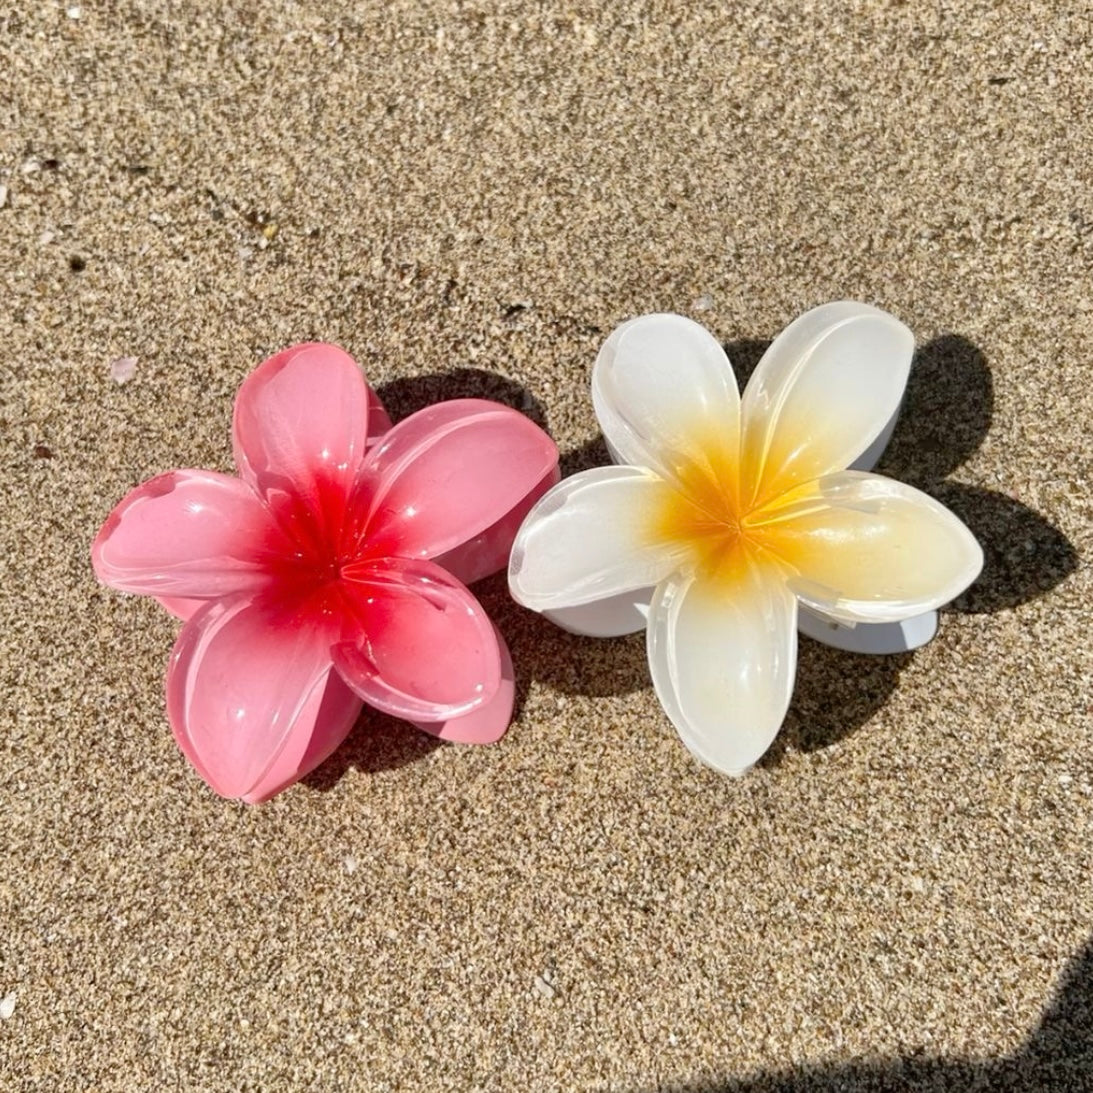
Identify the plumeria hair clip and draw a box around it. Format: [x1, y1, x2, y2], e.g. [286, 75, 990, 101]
[509, 303, 983, 774]
[93, 343, 558, 801]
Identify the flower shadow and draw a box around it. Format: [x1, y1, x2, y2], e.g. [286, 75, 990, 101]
[637, 932, 1093, 1092]
[876, 334, 1077, 614]
[476, 570, 653, 712]
[373, 368, 550, 432]
[302, 707, 444, 790]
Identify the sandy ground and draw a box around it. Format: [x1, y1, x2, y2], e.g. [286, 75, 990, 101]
[2, 2, 1091, 1089]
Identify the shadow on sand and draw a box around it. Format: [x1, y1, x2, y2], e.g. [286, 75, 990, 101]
[651, 933, 1093, 1092]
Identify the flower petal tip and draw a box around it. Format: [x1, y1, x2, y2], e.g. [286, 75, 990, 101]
[591, 313, 740, 482]
[411, 625, 515, 745]
[333, 558, 504, 723]
[232, 342, 373, 509]
[90, 469, 280, 600]
[166, 598, 359, 803]
[507, 465, 684, 613]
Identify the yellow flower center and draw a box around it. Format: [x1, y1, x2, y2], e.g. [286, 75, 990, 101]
[648, 420, 810, 585]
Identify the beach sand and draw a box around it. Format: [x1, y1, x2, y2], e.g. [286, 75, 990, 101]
[2, 2, 1090, 1089]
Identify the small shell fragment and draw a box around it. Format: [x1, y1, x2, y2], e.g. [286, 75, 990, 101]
[532, 974, 556, 999]
[110, 356, 138, 384]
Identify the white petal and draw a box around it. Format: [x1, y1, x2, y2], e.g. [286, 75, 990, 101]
[591, 313, 741, 493]
[740, 301, 914, 508]
[543, 587, 653, 638]
[509, 466, 689, 612]
[848, 405, 901, 473]
[798, 605, 939, 654]
[647, 565, 798, 775]
[753, 470, 983, 624]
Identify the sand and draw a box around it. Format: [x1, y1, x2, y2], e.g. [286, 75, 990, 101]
[2, 1, 1091, 1089]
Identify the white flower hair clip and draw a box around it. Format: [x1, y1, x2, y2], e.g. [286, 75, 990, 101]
[509, 303, 983, 774]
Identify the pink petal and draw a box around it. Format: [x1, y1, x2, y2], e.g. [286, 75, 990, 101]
[433, 464, 560, 586]
[366, 386, 393, 450]
[155, 595, 207, 621]
[410, 624, 515, 744]
[109, 355, 138, 384]
[359, 400, 559, 563]
[332, 557, 502, 722]
[91, 470, 284, 599]
[166, 596, 345, 800]
[237, 671, 362, 804]
[232, 343, 372, 534]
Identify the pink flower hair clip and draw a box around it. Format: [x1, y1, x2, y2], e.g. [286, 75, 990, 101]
[93, 343, 559, 802]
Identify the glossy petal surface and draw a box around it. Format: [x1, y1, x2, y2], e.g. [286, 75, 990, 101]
[592, 313, 741, 499]
[166, 596, 339, 800]
[412, 625, 515, 744]
[333, 558, 501, 722]
[509, 466, 690, 611]
[647, 560, 798, 775]
[740, 302, 914, 509]
[360, 399, 559, 562]
[155, 595, 208, 621]
[240, 671, 363, 803]
[232, 343, 370, 529]
[92, 470, 282, 599]
[365, 386, 393, 449]
[435, 465, 560, 587]
[543, 588, 652, 638]
[751, 470, 983, 623]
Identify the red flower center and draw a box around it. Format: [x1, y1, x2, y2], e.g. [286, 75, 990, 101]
[256, 471, 378, 624]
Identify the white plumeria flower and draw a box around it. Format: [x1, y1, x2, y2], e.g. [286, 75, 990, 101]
[509, 303, 983, 774]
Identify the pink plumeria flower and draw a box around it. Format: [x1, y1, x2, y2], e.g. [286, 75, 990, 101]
[93, 343, 558, 802]
[509, 304, 983, 775]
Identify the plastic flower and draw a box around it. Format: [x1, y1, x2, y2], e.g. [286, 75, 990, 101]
[93, 343, 558, 802]
[509, 303, 982, 774]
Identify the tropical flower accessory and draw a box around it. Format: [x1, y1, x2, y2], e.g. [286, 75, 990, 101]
[509, 303, 983, 774]
[93, 343, 558, 801]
